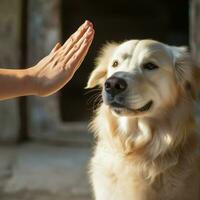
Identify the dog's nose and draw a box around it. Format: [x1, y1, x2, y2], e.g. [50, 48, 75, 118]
[105, 76, 127, 96]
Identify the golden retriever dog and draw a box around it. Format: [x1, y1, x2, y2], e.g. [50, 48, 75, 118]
[86, 39, 200, 200]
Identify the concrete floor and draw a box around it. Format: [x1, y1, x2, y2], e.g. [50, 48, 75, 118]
[0, 142, 93, 200]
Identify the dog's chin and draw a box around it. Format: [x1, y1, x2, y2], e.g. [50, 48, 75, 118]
[107, 100, 153, 117]
[111, 107, 134, 117]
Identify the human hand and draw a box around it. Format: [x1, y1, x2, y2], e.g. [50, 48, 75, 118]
[29, 20, 94, 96]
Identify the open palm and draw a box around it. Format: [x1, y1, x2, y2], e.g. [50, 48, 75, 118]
[31, 20, 94, 96]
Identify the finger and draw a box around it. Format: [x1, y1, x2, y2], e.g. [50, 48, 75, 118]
[75, 32, 94, 64]
[50, 42, 61, 53]
[64, 33, 94, 73]
[87, 20, 93, 28]
[62, 27, 94, 64]
[62, 20, 92, 51]
[71, 32, 94, 66]
[48, 28, 91, 65]
[73, 35, 94, 71]
[49, 27, 93, 66]
[63, 21, 90, 48]
[65, 26, 94, 55]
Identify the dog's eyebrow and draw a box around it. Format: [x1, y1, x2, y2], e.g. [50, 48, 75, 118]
[122, 53, 131, 60]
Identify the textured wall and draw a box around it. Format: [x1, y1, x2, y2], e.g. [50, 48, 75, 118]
[27, 0, 62, 139]
[0, 0, 22, 142]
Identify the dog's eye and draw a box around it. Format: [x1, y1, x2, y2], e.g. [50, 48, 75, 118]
[112, 60, 119, 68]
[143, 63, 158, 70]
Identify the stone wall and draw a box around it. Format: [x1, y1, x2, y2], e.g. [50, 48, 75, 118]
[0, 0, 22, 142]
[27, 0, 62, 139]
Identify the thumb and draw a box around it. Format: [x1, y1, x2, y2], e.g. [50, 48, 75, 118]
[51, 42, 62, 53]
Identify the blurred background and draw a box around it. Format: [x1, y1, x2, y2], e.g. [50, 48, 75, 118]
[0, 0, 198, 199]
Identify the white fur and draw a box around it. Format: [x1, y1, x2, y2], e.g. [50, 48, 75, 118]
[87, 39, 200, 200]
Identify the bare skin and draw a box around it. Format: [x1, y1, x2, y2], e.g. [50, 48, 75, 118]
[0, 20, 94, 100]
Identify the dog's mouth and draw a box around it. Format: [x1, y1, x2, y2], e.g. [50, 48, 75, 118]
[136, 100, 153, 112]
[110, 100, 153, 114]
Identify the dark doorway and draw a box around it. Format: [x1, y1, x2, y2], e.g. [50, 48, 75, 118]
[60, 0, 189, 122]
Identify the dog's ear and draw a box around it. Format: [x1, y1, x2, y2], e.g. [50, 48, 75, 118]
[171, 46, 200, 99]
[86, 42, 118, 88]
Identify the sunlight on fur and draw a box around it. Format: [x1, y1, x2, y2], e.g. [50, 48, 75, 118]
[87, 39, 200, 200]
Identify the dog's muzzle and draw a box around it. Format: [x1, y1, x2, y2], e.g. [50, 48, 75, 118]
[103, 74, 128, 107]
[103, 73, 153, 113]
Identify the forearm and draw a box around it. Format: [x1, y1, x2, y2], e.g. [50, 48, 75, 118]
[0, 21, 94, 100]
[0, 68, 35, 100]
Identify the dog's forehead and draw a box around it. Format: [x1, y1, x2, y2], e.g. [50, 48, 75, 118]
[135, 40, 169, 55]
[113, 40, 140, 58]
[112, 40, 173, 68]
[113, 40, 170, 58]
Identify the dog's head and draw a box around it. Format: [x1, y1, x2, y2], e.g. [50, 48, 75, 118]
[87, 40, 200, 118]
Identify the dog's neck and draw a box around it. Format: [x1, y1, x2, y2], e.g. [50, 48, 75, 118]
[92, 98, 199, 180]
[98, 99, 197, 150]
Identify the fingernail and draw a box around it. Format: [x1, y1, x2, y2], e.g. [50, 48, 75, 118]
[87, 27, 94, 35]
[84, 20, 90, 28]
[84, 20, 93, 29]
[86, 20, 93, 27]
[80, 21, 88, 31]
[57, 42, 61, 46]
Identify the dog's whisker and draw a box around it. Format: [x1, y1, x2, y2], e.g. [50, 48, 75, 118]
[84, 88, 102, 96]
[87, 93, 101, 105]
[92, 94, 102, 111]
[87, 90, 101, 100]
[86, 90, 103, 111]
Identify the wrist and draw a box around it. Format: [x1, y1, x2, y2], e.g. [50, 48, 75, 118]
[22, 67, 38, 96]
